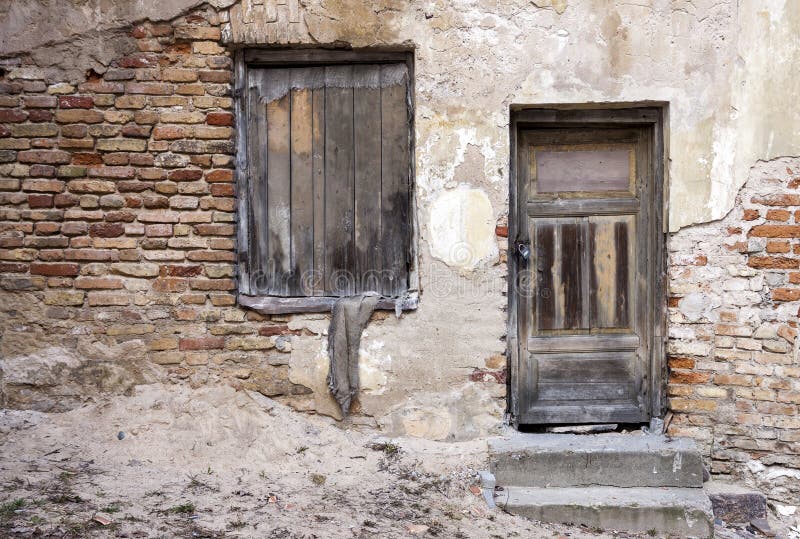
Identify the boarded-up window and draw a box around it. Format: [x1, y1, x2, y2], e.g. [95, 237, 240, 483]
[236, 52, 414, 310]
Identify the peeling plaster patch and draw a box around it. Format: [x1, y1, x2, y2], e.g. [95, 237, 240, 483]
[531, 0, 568, 15]
[359, 339, 391, 395]
[678, 292, 717, 322]
[380, 384, 503, 441]
[429, 187, 498, 271]
[287, 338, 341, 420]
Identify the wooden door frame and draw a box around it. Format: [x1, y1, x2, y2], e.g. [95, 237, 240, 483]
[507, 106, 668, 427]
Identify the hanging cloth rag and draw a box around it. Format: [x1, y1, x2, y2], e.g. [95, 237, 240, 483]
[327, 293, 380, 417]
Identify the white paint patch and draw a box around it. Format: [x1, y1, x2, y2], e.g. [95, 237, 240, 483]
[429, 187, 498, 270]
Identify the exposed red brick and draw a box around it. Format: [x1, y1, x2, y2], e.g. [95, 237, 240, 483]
[24, 96, 57, 108]
[117, 53, 159, 68]
[179, 336, 224, 351]
[28, 194, 54, 208]
[161, 264, 203, 277]
[748, 256, 798, 269]
[750, 224, 800, 239]
[130, 25, 147, 38]
[72, 152, 104, 165]
[773, 288, 800, 302]
[670, 371, 712, 384]
[0, 109, 28, 123]
[152, 278, 189, 293]
[669, 357, 695, 369]
[0, 262, 29, 273]
[168, 168, 203, 181]
[64, 248, 118, 261]
[121, 125, 152, 138]
[206, 112, 233, 126]
[189, 278, 235, 291]
[766, 241, 791, 254]
[194, 224, 234, 236]
[18, 150, 71, 164]
[74, 277, 124, 289]
[210, 183, 233, 197]
[28, 110, 53, 122]
[89, 222, 125, 238]
[186, 250, 235, 262]
[752, 194, 800, 206]
[766, 209, 791, 222]
[258, 325, 301, 337]
[205, 169, 233, 182]
[152, 126, 186, 140]
[30, 262, 79, 276]
[198, 70, 231, 83]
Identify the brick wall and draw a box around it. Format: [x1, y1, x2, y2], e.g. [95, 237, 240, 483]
[1, 0, 799, 503]
[667, 158, 800, 502]
[0, 6, 309, 409]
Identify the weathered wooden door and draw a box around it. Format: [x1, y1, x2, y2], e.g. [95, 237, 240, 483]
[510, 110, 665, 425]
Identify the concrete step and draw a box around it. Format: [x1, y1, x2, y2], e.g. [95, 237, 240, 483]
[497, 486, 714, 538]
[489, 433, 704, 488]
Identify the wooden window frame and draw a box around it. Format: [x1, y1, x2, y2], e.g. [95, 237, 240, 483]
[234, 49, 419, 314]
[507, 105, 669, 424]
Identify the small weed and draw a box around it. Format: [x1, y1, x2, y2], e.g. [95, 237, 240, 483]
[296, 446, 308, 454]
[259, 470, 268, 480]
[647, 529, 657, 537]
[58, 471, 74, 482]
[144, 490, 164, 497]
[29, 515, 45, 525]
[0, 498, 25, 520]
[310, 473, 326, 486]
[102, 503, 121, 514]
[167, 503, 196, 514]
[369, 441, 400, 455]
[48, 494, 82, 504]
[228, 518, 247, 530]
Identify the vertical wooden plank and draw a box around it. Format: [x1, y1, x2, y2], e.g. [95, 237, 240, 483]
[589, 216, 618, 328]
[614, 219, 631, 328]
[248, 69, 270, 295]
[311, 81, 325, 296]
[353, 65, 383, 293]
[560, 220, 583, 330]
[235, 52, 250, 294]
[289, 74, 314, 295]
[534, 223, 555, 331]
[324, 65, 355, 296]
[266, 69, 292, 296]
[379, 64, 410, 296]
[580, 217, 591, 329]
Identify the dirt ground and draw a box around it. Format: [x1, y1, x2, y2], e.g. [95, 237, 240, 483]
[0, 383, 635, 538]
[0, 383, 795, 539]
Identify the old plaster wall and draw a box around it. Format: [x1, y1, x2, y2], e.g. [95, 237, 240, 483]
[0, 0, 798, 465]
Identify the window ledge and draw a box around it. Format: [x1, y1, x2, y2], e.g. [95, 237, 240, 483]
[238, 293, 418, 315]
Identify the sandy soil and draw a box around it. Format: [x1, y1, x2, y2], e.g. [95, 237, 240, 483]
[2, 383, 796, 539]
[0, 383, 632, 539]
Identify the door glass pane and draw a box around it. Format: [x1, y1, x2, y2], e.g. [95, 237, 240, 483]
[534, 147, 632, 193]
